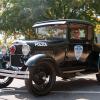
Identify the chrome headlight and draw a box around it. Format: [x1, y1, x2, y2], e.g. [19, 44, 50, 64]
[22, 44, 30, 56]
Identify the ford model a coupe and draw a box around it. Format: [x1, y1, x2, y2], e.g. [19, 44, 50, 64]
[0, 19, 100, 96]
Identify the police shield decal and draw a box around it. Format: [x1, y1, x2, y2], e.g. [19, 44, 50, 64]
[74, 45, 83, 60]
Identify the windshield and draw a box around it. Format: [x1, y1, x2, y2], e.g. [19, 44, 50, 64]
[35, 24, 67, 40]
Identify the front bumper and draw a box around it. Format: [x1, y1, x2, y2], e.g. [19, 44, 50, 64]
[0, 69, 29, 79]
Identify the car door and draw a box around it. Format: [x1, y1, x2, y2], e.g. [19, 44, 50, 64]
[66, 23, 93, 70]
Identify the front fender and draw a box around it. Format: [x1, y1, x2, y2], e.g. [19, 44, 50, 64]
[25, 54, 55, 67]
[25, 54, 60, 75]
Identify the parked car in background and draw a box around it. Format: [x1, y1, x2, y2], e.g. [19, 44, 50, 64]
[0, 45, 9, 69]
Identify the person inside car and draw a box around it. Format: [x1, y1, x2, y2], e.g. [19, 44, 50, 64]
[71, 29, 80, 39]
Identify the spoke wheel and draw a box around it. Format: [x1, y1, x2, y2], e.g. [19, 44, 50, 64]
[25, 62, 56, 96]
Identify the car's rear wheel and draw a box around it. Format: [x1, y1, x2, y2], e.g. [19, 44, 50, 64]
[96, 73, 100, 82]
[25, 61, 56, 96]
[0, 76, 13, 88]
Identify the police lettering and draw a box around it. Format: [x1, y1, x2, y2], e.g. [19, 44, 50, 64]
[35, 42, 47, 46]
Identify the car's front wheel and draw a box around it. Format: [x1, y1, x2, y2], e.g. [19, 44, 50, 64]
[25, 61, 56, 96]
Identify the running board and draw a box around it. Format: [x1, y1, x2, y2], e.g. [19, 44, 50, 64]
[0, 69, 29, 79]
[63, 69, 85, 74]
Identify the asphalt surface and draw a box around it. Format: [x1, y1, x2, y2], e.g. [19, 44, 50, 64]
[0, 74, 100, 100]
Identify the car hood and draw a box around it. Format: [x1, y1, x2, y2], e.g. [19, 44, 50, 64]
[13, 39, 67, 48]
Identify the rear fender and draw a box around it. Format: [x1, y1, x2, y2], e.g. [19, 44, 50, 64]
[86, 51, 99, 70]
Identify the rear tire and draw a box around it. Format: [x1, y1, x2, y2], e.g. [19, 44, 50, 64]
[96, 74, 100, 82]
[25, 61, 56, 96]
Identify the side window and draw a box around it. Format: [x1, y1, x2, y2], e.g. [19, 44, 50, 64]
[71, 29, 80, 39]
[70, 24, 87, 40]
[79, 29, 86, 38]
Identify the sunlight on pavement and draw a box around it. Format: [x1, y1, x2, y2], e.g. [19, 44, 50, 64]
[9, 79, 25, 88]
[0, 96, 17, 100]
[76, 73, 96, 80]
[76, 99, 89, 100]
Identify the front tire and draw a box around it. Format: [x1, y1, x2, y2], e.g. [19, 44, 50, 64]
[25, 62, 56, 96]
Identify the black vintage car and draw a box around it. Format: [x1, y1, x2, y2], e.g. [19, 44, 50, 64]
[0, 19, 100, 96]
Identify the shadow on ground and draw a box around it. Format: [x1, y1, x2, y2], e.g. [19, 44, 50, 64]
[53, 78, 100, 91]
[0, 78, 100, 100]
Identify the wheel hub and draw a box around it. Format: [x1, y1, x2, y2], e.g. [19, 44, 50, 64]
[33, 71, 47, 85]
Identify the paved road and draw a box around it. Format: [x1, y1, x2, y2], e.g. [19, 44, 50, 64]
[0, 74, 100, 100]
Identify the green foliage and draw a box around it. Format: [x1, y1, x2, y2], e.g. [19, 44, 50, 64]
[0, 0, 99, 39]
[0, 0, 47, 39]
[45, 0, 100, 24]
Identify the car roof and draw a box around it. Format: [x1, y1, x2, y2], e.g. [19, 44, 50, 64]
[32, 19, 93, 28]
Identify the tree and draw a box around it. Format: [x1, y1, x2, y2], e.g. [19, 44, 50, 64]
[45, 0, 100, 24]
[0, 0, 48, 39]
[0, 0, 100, 41]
